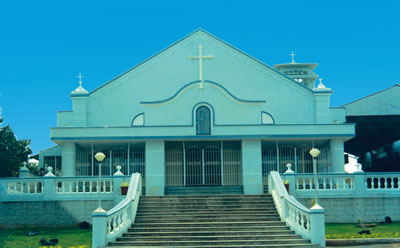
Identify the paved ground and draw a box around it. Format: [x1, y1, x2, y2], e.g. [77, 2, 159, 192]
[328, 244, 400, 248]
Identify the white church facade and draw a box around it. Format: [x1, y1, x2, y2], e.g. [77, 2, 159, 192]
[39, 29, 355, 196]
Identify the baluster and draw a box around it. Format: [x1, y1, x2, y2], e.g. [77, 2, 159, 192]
[296, 179, 299, 190]
[34, 183, 37, 193]
[110, 181, 113, 193]
[300, 213, 304, 228]
[378, 177, 382, 188]
[107, 219, 112, 234]
[90, 181, 93, 193]
[75, 181, 79, 193]
[323, 178, 327, 190]
[14, 183, 17, 193]
[371, 178, 375, 189]
[28, 183, 31, 193]
[68, 182, 72, 193]
[306, 215, 311, 231]
[113, 216, 117, 232]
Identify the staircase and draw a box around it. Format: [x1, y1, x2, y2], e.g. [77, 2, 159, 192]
[107, 194, 320, 248]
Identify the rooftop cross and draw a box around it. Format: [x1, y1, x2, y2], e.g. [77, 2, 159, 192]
[188, 44, 214, 89]
[289, 50, 296, 64]
[77, 73, 84, 86]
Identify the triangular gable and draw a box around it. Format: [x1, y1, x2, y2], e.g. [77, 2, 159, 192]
[89, 28, 313, 96]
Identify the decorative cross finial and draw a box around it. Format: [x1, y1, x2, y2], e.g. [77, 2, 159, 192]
[77, 73, 84, 86]
[289, 50, 296, 64]
[188, 44, 214, 89]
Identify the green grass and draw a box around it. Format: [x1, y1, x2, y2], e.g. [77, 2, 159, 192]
[0, 226, 91, 248]
[326, 222, 400, 239]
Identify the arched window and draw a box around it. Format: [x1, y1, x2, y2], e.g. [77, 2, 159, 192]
[196, 106, 211, 135]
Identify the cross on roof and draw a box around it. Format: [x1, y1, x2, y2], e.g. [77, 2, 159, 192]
[289, 50, 296, 64]
[77, 73, 84, 86]
[188, 44, 214, 89]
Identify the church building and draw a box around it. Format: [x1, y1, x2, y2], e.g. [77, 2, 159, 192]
[39, 29, 355, 196]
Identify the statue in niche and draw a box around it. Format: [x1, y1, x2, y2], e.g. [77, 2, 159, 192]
[196, 106, 210, 135]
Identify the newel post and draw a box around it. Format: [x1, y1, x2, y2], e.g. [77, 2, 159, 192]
[353, 172, 366, 197]
[43, 167, 56, 200]
[310, 206, 326, 247]
[92, 210, 107, 248]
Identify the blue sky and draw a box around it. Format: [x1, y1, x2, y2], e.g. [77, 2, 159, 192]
[1, 1, 399, 154]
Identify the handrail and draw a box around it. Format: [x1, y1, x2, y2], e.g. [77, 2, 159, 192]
[92, 173, 142, 248]
[269, 171, 326, 247]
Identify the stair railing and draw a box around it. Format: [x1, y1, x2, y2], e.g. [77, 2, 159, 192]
[92, 172, 142, 248]
[269, 171, 326, 248]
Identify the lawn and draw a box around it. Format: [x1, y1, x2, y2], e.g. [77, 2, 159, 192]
[0, 226, 91, 248]
[326, 222, 400, 239]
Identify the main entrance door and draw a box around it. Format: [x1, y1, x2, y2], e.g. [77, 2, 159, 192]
[186, 146, 222, 185]
[165, 141, 242, 187]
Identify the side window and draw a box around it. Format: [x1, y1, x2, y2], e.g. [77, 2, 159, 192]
[196, 106, 211, 135]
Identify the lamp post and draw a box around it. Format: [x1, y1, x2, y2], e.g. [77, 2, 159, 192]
[95, 152, 106, 212]
[309, 148, 322, 209]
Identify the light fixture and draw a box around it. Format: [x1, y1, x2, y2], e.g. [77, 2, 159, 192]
[94, 152, 106, 212]
[309, 148, 322, 209]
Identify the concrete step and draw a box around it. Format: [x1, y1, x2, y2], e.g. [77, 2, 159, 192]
[117, 234, 301, 241]
[128, 225, 290, 232]
[139, 199, 275, 204]
[142, 194, 271, 199]
[107, 239, 310, 246]
[137, 209, 277, 216]
[138, 204, 277, 210]
[123, 230, 296, 237]
[135, 216, 281, 223]
[130, 221, 286, 228]
[136, 211, 279, 217]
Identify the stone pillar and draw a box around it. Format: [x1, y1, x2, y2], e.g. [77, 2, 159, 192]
[329, 139, 345, 172]
[92, 211, 107, 248]
[62, 142, 76, 176]
[310, 206, 326, 247]
[242, 139, 263, 195]
[145, 140, 165, 196]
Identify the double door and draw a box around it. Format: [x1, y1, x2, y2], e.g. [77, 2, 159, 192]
[185, 146, 221, 185]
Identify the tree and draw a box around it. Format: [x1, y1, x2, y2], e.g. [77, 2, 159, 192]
[0, 119, 32, 177]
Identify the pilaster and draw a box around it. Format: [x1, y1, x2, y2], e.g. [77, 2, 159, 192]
[145, 140, 165, 196]
[242, 139, 263, 194]
[62, 142, 76, 176]
[329, 139, 345, 172]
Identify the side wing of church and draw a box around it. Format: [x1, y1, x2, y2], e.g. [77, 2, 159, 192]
[40, 29, 355, 195]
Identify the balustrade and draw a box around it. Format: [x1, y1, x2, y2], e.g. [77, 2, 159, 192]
[269, 171, 325, 247]
[366, 174, 400, 190]
[55, 178, 113, 194]
[6, 180, 43, 194]
[295, 174, 353, 191]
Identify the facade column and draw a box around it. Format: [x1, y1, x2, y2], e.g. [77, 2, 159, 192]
[242, 139, 263, 194]
[329, 139, 345, 172]
[145, 140, 165, 196]
[61, 142, 76, 176]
